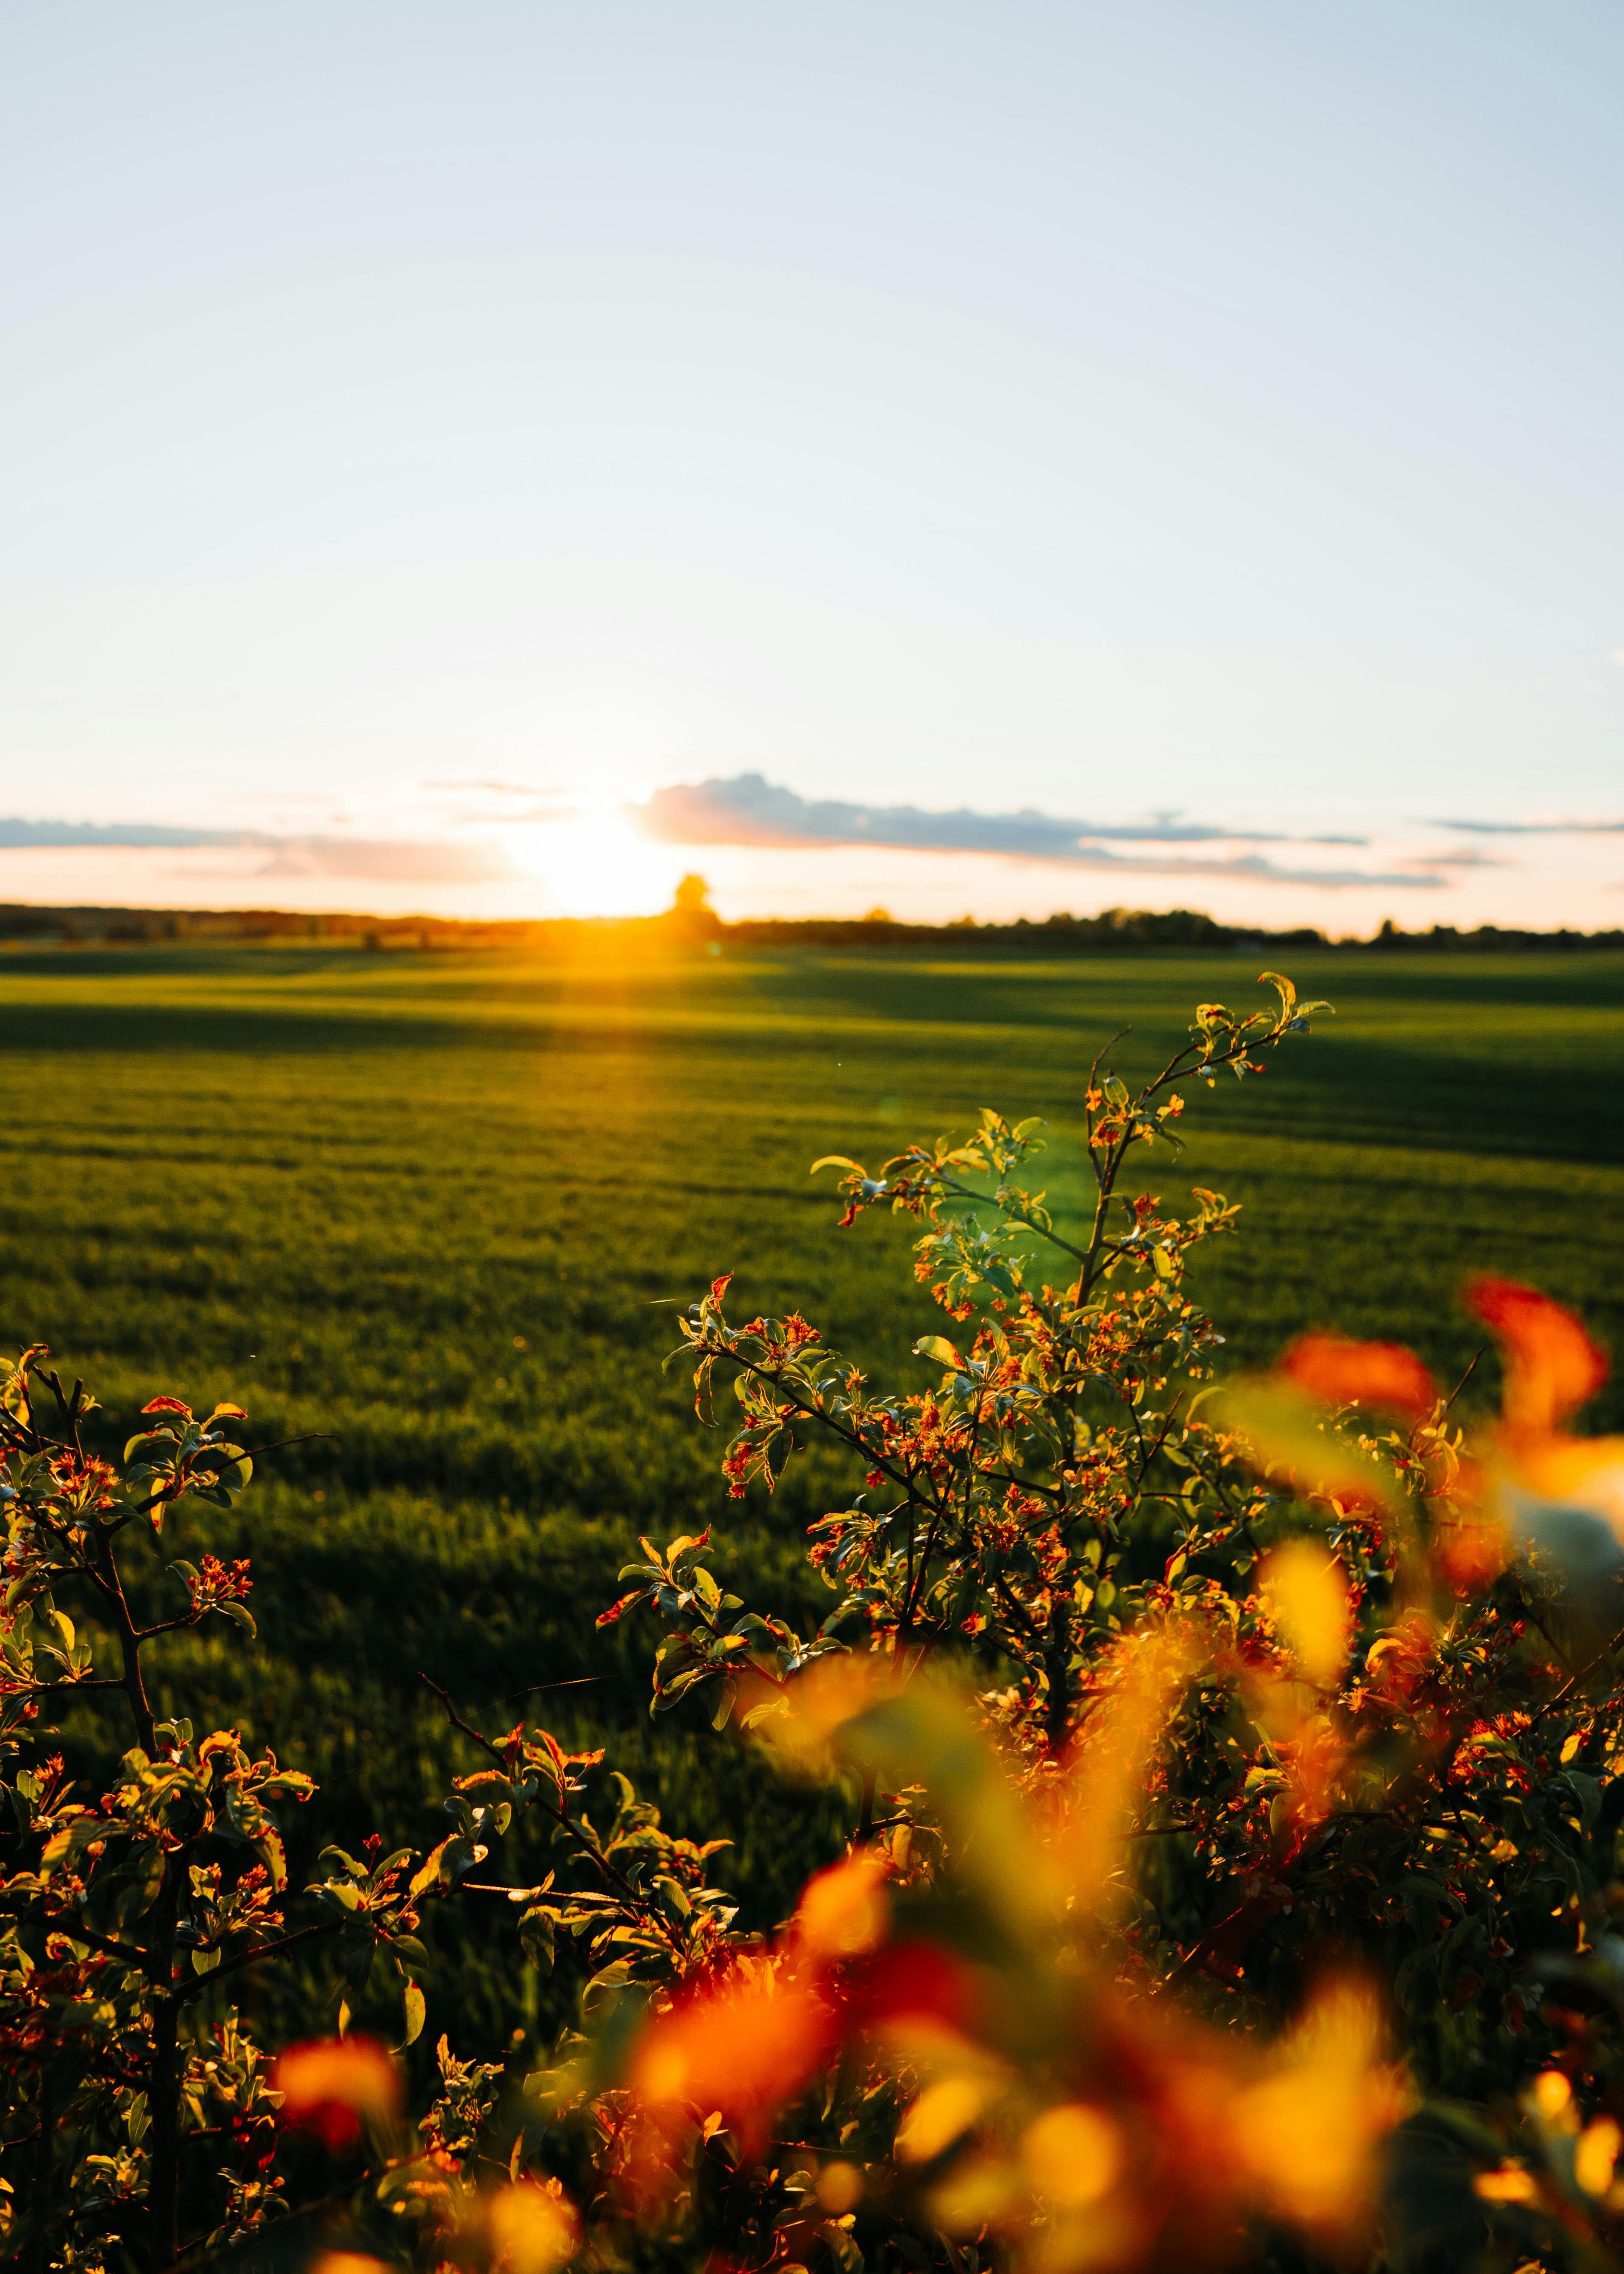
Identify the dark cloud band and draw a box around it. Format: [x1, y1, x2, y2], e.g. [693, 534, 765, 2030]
[632, 775, 1437, 889]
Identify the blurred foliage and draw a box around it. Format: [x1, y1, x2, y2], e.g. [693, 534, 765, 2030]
[3, 963, 1624, 2271]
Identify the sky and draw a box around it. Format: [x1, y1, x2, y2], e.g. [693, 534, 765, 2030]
[2, 0, 1622, 930]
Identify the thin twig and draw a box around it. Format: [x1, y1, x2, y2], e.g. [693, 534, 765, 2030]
[1438, 1348, 1484, 1420]
[175, 1918, 342, 2003]
[1, 1909, 160, 1977]
[416, 1673, 675, 1938]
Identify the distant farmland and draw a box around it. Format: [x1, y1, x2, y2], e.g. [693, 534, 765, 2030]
[2, 940, 1619, 2048]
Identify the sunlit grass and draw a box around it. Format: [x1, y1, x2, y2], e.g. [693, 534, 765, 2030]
[2, 940, 1618, 2046]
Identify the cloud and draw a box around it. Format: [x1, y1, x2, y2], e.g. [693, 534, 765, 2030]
[252, 837, 518, 883]
[631, 774, 1437, 889]
[1402, 847, 1512, 870]
[635, 773, 1368, 853]
[0, 819, 235, 849]
[0, 819, 517, 884]
[1429, 816, 1624, 835]
[418, 777, 573, 800]
[415, 779, 586, 827]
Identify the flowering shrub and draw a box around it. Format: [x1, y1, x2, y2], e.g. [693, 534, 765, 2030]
[2, 973, 1623, 2272]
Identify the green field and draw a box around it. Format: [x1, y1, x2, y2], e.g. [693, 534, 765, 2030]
[2, 941, 1621, 2050]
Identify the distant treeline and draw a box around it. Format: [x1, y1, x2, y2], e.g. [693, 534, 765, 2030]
[1, 900, 1620, 955]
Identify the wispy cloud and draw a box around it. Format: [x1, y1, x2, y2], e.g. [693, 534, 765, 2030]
[1403, 847, 1513, 870]
[631, 775, 1436, 889]
[415, 779, 586, 828]
[0, 819, 233, 850]
[252, 837, 517, 883]
[1430, 816, 1624, 835]
[418, 777, 573, 801]
[0, 819, 517, 884]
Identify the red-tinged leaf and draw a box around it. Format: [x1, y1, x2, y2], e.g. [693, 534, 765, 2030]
[1279, 1333, 1437, 1420]
[142, 1397, 192, 1417]
[209, 1402, 248, 1422]
[271, 2035, 401, 2146]
[596, 1590, 643, 1629]
[710, 1272, 733, 1308]
[1467, 1275, 1609, 1431]
[408, 1839, 451, 1900]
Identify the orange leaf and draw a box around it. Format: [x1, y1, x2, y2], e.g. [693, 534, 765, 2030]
[794, 1852, 891, 1962]
[630, 1972, 836, 2157]
[1259, 1542, 1351, 1688]
[1279, 1334, 1437, 1421]
[270, 2035, 400, 2151]
[1467, 1277, 1608, 1431]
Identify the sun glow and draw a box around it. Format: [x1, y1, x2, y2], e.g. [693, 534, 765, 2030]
[499, 808, 682, 919]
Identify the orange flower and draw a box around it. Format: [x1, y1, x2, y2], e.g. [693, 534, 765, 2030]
[270, 2035, 400, 2152]
[1279, 1334, 1438, 1422]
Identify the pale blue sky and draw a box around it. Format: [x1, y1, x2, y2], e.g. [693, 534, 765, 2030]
[3, 1, 1622, 878]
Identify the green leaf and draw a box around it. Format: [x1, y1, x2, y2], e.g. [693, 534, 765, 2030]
[1564, 1770, 1602, 1832]
[84, 1842, 167, 1933]
[519, 1906, 556, 1971]
[654, 1874, 692, 1919]
[401, 1979, 426, 2047]
[914, 1337, 964, 1370]
[341, 1926, 377, 1995]
[217, 1602, 256, 1639]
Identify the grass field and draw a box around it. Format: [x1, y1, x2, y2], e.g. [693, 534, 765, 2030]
[2, 940, 1621, 2049]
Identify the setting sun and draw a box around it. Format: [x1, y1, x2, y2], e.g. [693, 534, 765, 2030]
[499, 807, 682, 920]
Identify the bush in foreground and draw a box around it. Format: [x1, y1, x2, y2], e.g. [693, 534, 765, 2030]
[2, 974, 1623, 2274]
